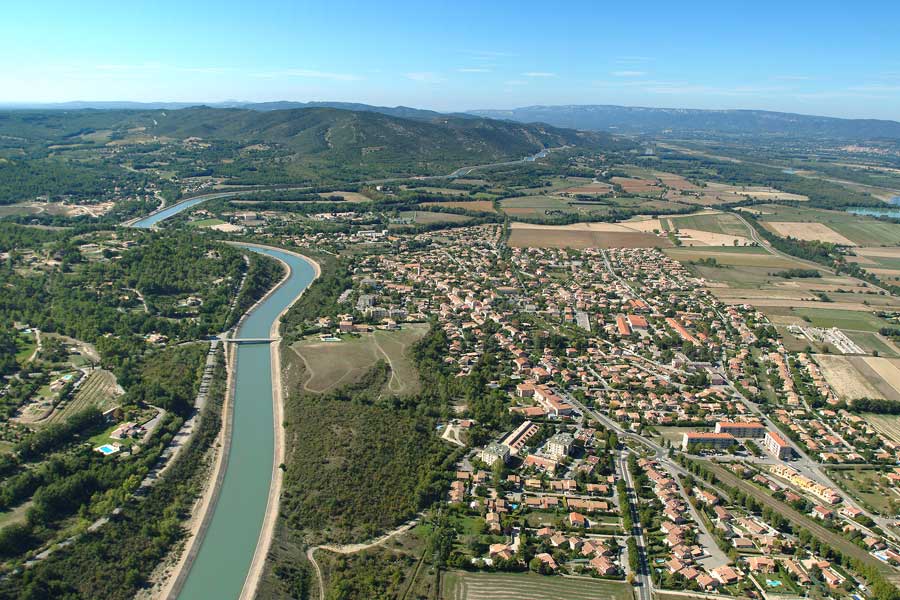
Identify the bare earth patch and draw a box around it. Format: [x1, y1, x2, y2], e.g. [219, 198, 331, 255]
[815, 354, 883, 400]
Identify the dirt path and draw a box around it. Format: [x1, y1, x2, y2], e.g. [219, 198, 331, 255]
[306, 516, 422, 600]
[26, 329, 41, 363]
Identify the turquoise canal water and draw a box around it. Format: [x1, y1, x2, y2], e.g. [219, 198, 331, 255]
[178, 246, 316, 599]
[131, 193, 235, 228]
[129, 200, 317, 598]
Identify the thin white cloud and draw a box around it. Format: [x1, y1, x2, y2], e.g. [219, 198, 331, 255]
[461, 49, 517, 58]
[457, 68, 491, 73]
[773, 75, 813, 81]
[405, 71, 444, 83]
[522, 71, 555, 78]
[504, 80, 527, 86]
[615, 56, 654, 64]
[252, 68, 362, 81]
[612, 70, 646, 77]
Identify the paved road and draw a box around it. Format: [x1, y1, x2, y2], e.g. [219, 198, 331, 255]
[618, 450, 653, 600]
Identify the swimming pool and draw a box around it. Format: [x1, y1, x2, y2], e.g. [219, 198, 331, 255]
[766, 579, 783, 587]
[95, 444, 120, 456]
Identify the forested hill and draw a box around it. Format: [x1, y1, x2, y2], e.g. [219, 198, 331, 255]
[468, 104, 900, 140]
[0, 106, 624, 161]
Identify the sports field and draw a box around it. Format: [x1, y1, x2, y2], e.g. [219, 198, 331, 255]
[442, 571, 633, 600]
[289, 324, 428, 395]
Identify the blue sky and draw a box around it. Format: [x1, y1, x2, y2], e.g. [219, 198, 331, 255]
[3, 0, 900, 119]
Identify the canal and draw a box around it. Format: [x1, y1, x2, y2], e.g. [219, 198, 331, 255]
[178, 245, 316, 599]
[129, 202, 317, 598]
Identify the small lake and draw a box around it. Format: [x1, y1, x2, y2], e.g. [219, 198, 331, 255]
[848, 206, 900, 219]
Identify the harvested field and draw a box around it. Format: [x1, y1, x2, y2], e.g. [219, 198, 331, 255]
[420, 200, 496, 213]
[621, 217, 664, 233]
[861, 357, 900, 395]
[857, 247, 900, 258]
[289, 324, 428, 395]
[611, 176, 662, 194]
[767, 221, 857, 246]
[675, 228, 752, 246]
[814, 354, 885, 401]
[656, 173, 702, 191]
[509, 222, 669, 248]
[317, 191, 370, 202]
[442, 571, 632, 600]
[563, 182, 613, 195]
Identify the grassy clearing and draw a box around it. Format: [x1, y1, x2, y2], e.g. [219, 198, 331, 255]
[289, 324, 428, 395]
[442, 571, 633, 600]
[190, 218, 227, 227]
[826, 466, 900, 516]
[845, 331, 899, 357]
[14, 331, 37, 364]
[420, 200, 496, 213]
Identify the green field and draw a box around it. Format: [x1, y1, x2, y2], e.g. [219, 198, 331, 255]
[190, 218, 227, 227]
[442, 571, 633, 600]
[289, 324, 428, 395]
[398, 210, 471, 225]
[15, 331, 37, 364]
[788, 307, 892, 331]
[667, 212, 751, 237]
[845, 331, 899, 357]
[827, 466, 899, 516]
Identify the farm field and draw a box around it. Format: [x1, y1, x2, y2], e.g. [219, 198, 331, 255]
[766, 221, 856, 245]
[865, 414, 900, 444]
[845, 330, 900, 357]
[508, 222, 670, 249]
[420, 200, 496, 213]
[754, 204, 900, 246]
[317, 190, 370, 202]
[288, 324, 428, 395]
[666, 211, 751, 237]
[45, 369, 122, 425]
[814, 354, 900, 402]
[442, 571, 632, 600]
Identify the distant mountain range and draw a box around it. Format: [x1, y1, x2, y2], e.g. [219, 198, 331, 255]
[468, 105, 900, 140]
[5, 100, 899, 141]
